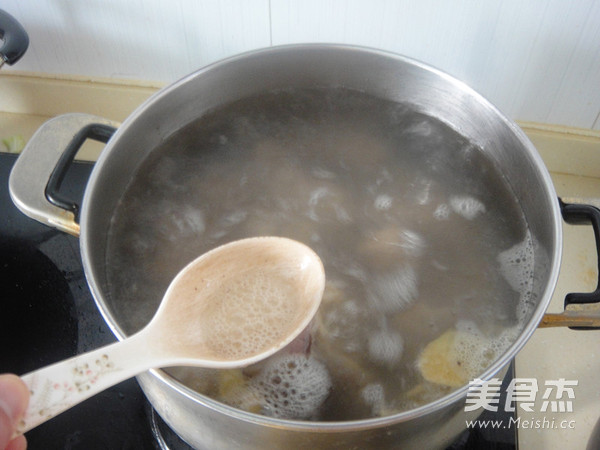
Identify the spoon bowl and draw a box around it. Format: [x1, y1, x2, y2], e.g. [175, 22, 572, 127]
[16, 237, 325, 435]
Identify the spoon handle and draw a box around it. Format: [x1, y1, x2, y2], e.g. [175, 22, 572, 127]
[15, 331, 153, 435]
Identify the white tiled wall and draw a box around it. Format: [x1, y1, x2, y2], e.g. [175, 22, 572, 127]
[2, 0, 600, 129]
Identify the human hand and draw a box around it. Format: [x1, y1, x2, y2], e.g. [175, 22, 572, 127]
[0, 374, 29, 450]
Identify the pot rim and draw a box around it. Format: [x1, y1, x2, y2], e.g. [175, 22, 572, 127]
[80, 43, 563, 431]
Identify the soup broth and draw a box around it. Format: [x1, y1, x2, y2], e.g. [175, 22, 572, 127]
[105, 88, 534, 421]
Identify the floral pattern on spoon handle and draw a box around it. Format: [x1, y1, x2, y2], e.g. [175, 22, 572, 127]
[16, 331, 155, 435]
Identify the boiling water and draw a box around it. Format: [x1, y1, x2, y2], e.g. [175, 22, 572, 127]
[105, 88, 534, 421]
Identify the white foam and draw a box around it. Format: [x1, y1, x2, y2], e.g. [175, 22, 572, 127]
[368, 330, 404, 366]
[368, 266, 419, 313]
[307, 187, 351, 223]
[361, 228, 425, 260]
[219, 210, 248, 227]
[334, 204, 352, 223]
[451, 320, 523, 381]
[449, 196, 486, 220]
[414, 180, 432, 205]
[374, 194, 393, 211]
[406, 120, 433, 136]
[157, 205, 206, 241]
[249, 354, 331, 420]
[433, 204, 450, 220]
[201, 273, 302, 361]
[497, 230, 535, 321]
[451, 321, 492, 379]
[324, 300, 360, 334]
[397, 230, 425, 257]
[375, 168, 393, 186]
[308, 188, 329, 216]
[455, 319, 481, 335]
[361, 383, 385, 415]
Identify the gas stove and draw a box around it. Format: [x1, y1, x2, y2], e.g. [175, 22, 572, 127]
[0, 151, 517, 449]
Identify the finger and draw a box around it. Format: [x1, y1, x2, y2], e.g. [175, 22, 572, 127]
[0, 404, 13, 449]
[0, 375, 29, 447]
[6, 434, 27, 450]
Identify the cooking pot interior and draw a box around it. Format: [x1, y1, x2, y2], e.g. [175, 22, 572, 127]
[80, 45, 560, 420]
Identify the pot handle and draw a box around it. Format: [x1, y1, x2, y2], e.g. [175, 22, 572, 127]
[0, 9, 29, 67]
[539, 198, 600, 330]
[9, 113, 119, 236]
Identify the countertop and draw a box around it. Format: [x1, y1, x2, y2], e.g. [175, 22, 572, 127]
[1, 72, 599, 449]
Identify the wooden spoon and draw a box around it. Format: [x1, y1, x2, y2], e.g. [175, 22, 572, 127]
[15, 237, 325, 435]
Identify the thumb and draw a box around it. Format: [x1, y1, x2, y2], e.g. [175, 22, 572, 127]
[0, 374, 29, 450]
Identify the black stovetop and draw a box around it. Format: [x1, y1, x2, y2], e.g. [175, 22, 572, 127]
[1, 152, 164, 449]
[0, 151, 516, 449]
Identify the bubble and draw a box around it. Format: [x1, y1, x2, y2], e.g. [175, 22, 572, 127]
[449, 196, 486, 220]
[451, 321, 522, 382]
[321, 299, 363, 352]
[156, 205, 206, 241]
[406, 120, 433, 136]
[497, 230, 534, 292]
[307, 186, 351, 223]
[308, 187, 329, 210]
[436, 323, 494, 383]
[361, 383, 385, 415]
[357, 228, 426, 273]
[368, 330, 404, 366]
[249, 354, 332, 420]
[397, 230, 425, 257]
[374, 194, 393, 211]
[375, 168, 393, 186]
[413, 179, 433, 205]
[455, 319, 480, 335]
[433, 204, 450, 220]
[497, 230, 535, 321]
[128, 231, 155, 256]
[367, 266, 419, 313]
[202, 273, 301, 361]
[219, 210, 248, 227]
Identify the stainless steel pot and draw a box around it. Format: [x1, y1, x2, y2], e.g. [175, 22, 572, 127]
[0, 9, 29, 69]
[9, 45, 600, 449]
